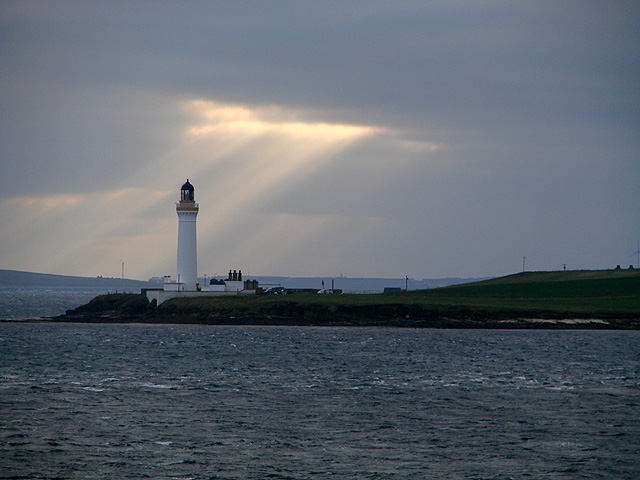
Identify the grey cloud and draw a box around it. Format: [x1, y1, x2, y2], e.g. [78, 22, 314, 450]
[1, 1, 638, 278]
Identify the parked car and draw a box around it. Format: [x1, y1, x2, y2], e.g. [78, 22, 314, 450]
[265, 286, 285, 295]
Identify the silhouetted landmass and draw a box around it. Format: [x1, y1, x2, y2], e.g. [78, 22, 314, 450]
[51, 270, 640, 329]
[0, 269, 152, 289]
[0, 269, 484, 292]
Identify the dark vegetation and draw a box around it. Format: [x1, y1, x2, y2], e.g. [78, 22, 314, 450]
[52, 270, 640, 329]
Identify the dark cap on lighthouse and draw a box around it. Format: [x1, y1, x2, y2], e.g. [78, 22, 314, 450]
[180, 179, 195, 201]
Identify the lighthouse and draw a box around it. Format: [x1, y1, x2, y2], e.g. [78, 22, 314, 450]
[144, 178, 259, 304]
[175, 179, 199, 291]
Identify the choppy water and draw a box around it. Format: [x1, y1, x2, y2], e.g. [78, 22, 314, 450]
[0, 324, 638, 479]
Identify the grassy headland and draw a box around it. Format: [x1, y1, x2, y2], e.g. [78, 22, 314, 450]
[51, 269, 640, 328]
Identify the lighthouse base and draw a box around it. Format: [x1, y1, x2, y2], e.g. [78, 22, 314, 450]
[145, 289, 256, 306]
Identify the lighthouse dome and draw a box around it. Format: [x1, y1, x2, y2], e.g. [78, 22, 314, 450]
[180, 179, 194, 201]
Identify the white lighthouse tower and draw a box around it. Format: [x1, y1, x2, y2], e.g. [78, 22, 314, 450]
[175, 179, 199, 291]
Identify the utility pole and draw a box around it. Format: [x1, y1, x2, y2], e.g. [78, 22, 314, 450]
[405, 275, 408, 291]
[522, 256, 526, 272]
[120, 261, 125, 294]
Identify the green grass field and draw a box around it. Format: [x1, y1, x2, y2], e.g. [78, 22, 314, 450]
[400, 269, 640, 313]
[157, 269, 640, 317]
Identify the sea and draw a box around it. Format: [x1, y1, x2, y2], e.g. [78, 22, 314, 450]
[0, 287, 135, 321]
[0, 322, 638, 479]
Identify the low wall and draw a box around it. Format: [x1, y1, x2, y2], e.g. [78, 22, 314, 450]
[146, 289, 255, 306]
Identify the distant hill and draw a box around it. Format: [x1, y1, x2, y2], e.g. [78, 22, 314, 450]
[0, 269, 154, 289]
[248, 275, 490, 293]
[0, 269, 487, 293]
[401, 269, 640, 315]
[417, 269, 640, 299]
[463, 268, 640, 286]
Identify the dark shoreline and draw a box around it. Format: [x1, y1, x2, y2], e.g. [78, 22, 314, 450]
[44, 311, 640, 330]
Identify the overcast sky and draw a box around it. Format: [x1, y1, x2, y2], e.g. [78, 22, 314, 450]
[1, 1, 639, 280]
